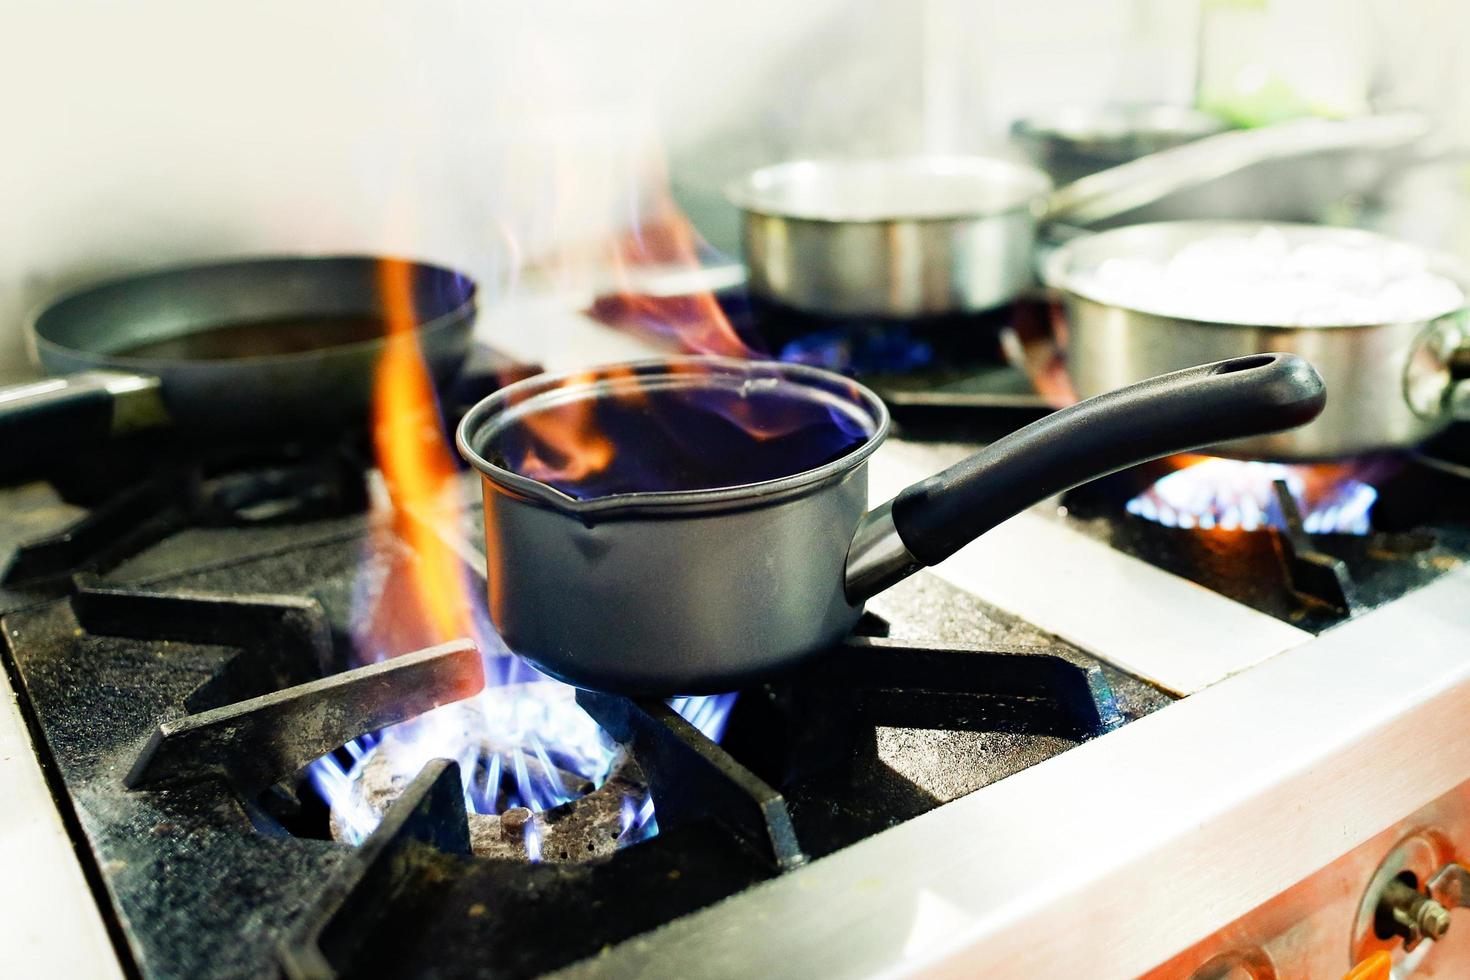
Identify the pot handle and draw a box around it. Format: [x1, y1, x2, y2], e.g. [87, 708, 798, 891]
[845, 353, 1325, 601]
[0, 371, 168, 479]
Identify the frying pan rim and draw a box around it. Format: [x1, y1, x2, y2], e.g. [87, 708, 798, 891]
[1041, 219, 1470, 330]
[25, 253, 479, 370]
[456, 355, 891, 517]
[724, 155, 1052, 225]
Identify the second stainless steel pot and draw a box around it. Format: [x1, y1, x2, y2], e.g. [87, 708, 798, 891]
[458, 353, 1325, 696]
[1042, 221, 1470, 460]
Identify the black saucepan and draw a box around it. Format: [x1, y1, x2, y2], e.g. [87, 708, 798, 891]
[1, 256, 476, 477]
[457, 352, 1326, 696]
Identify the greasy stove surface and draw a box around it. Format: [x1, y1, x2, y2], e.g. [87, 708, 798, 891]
[0, 460, 1167, 980]
[4, 392, 1467, 978]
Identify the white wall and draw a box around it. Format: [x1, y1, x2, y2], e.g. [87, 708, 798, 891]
[0, 0, 931, 381]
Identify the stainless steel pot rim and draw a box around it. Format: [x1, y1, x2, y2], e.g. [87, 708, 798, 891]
[724, 156, 1053, 224]
[28, 254, 479, 369]
[456, 356, 892, 518]
[1041, 220, 1470, 330]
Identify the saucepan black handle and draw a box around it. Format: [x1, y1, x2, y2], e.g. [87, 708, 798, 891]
[846, 354, 1325, 601]
[0, 371, 168, 479]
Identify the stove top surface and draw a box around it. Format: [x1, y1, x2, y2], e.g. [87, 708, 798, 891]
[5, 320, 1470, 978]
[0, 438, 1167, 978]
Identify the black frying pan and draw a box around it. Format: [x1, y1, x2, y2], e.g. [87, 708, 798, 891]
[1, 256, 476, 477]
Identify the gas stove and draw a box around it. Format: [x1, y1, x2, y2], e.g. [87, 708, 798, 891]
[5, 295, 1470, 979]
[0, 430, 1162, 978]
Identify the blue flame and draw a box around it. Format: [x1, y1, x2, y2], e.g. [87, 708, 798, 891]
[1125, 458, 1378, 536]
[619, 795, 660, 844]
[524, 819, 543, 863]
[305, 451, 742, 853]
[777, 327, 935, 375]
[307, 656, 737, 850]
[670, 692, 739, 743]
[610, 693, 739, 846]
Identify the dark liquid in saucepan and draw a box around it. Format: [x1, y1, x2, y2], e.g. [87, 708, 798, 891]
[116, 313, 389, 361]
[485, 384, 874, 500]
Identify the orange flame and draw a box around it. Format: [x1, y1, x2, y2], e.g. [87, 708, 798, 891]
[371, 258, 473, 646]
[497, 148, 811, 496]
[592, 154, 754, 358]
[609, 202, 747, 355]
[511, 371, 617, 485]
[1164, 453, 1213, 472]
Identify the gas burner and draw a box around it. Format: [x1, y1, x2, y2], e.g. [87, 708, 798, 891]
[310, 677, 736, 862]
[1125, 455, 1379, 535]
[312, 500, 741, 859]
[750, 298, 1017, 377]
[327, 729, 648, 863]
[1057, 451, 1465, 632]
[313, 679, 622, 846]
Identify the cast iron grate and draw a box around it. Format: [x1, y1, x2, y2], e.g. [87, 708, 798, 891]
[265, 611, 1127, 978]
[2, 533, 1137, 980]
[1, 444, 369, 587]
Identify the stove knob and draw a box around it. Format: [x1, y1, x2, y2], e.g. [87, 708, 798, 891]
[1376, 876, 1452, 948]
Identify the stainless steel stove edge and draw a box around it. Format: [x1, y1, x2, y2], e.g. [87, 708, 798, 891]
[553, 565, 1470, 980]
[0, 657, 124, 977]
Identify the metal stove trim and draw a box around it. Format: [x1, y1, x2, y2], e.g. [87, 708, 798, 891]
[553, 565, 1470, 980]
[0, 660, 123, 977]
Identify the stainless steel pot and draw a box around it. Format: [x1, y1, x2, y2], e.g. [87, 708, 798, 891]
[1042, 221, 1470, 460]
[457, 353, 1325, 696]
[726, 114, 1427, 319]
